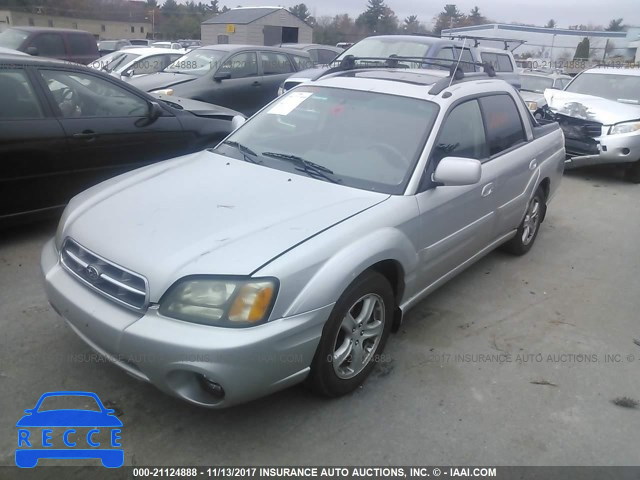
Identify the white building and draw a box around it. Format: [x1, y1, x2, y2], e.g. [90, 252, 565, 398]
[442, 24, 640, 63]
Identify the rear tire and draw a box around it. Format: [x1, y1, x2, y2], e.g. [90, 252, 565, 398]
[624, 160, 640, 184]
[501, 188, 546, 256]
[308, 270, 394, 397]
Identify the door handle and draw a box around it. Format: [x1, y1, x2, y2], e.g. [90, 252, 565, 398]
[251, 81, 261, 87]
[529, 158, 538, 170]
[481, 182, 494, 197]
[72, 130, 97, 141]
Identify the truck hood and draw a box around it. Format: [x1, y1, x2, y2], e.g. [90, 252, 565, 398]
[544, 89, 640, 125]
[61, 151, 389, 301]
[129, 72, 199, 92]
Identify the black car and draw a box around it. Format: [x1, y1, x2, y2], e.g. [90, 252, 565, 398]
[278, 43, 342, 65]
[129, 44, 313, 116]
[0, 53, 244, 226]
[0, 27, 99, 65]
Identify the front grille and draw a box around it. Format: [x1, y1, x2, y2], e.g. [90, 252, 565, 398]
[556, 114, 603, 140]
[60, 238, 149, 311]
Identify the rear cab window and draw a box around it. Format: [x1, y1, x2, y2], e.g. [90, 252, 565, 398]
[479, 94, 526, 156]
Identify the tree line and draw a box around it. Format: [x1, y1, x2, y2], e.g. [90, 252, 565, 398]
[0, 0, 628, 42]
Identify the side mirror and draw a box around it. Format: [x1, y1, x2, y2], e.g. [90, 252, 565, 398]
[433, 156, 482, 186]
[148, 101, 163, 121]
[26, 46, 39, 56]
[214, 71, 232, 82]
[231, 115, 246, 131]
[121, 69, 133, 78]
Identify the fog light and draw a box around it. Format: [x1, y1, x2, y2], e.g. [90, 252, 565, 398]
[622, 148, 630, 155]
[198, 375, 225, 399]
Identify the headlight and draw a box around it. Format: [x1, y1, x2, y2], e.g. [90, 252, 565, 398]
[159, 277, 278, 327]
[526, 101, 538, 112]
[151, 88, 174, 96]
[609, 121, 640, 135]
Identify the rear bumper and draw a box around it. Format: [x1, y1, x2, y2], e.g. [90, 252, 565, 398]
[42, 238, 331, 408]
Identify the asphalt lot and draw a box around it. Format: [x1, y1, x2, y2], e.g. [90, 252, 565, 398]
[1, 166, 640, 473]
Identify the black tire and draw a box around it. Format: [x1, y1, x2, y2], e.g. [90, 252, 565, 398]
[308, 270, 394, 397]
[501, 188, 546, 256]
[624, 160, 640, 184]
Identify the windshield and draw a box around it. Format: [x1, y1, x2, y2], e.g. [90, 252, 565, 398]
[520, 75, 554, 93]
[215, 86, 438, 194]
[333, 37, 434, 69]
[565, 73, 640, 104]
[0, 29, 28, 49]
[102, 52, 141, 73]
[99, 41, 119, 50]
[165, 49, 227, 75]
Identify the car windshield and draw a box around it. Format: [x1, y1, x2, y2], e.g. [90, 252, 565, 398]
[565, 73, 640, 104]
[520, 75, 554, 93]
[103, 52, 141, 73]
[164, 49, 226, 75]
[214, 85, 438, 194]
[0, 29, 28, 49]
[332, 37, 434, 69]
[99, 41, 119, 50]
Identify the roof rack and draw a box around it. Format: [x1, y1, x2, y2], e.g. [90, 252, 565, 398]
[316, 55, 498, 94]
[441, 34, 526, 52]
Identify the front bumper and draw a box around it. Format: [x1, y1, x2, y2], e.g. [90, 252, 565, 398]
[564, 131, 640, 169]
[41, 238, 331, 408]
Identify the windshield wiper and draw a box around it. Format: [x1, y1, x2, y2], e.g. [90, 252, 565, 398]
[262, 151, 340, 183]
[219, 140, 261, 164]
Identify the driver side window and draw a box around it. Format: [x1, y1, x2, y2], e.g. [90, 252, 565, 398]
[218, 52, 258, 79]
[40, 69, 149, 118]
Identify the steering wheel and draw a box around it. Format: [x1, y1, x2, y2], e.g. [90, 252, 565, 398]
[364, 143, 407, 169]
[57, 84, 82, 117]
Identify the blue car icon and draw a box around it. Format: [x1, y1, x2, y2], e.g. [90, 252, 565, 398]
[16, 391, 123, 468]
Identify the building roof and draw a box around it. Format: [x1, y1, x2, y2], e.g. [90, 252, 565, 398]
[203, 7, 283, 25]
[443, 23, 628, 38]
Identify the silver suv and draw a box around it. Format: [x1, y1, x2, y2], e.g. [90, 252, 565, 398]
[42, 66, 565, 408]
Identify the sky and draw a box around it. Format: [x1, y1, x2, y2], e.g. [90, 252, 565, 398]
[181, 0, 640, 29]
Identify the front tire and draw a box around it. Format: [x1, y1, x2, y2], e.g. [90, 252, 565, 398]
[501, 188, 546, 256]
[308, 271, 394, 397]
[624, 160, 640, 184]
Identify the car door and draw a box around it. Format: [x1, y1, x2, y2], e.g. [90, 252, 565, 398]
[35, 68, 191, 194]
[0, 67, 68, 221]
[259, 51, 296, 107]
[414, 98, 500, 288]
[478, 94, 538, 234]
[211, 51, 262, 116]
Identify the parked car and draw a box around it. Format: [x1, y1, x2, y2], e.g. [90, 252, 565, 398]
[278, 43, 342, 65]
[543, 67, 640, 182]
[98, 39, 132, 56]
[0, 27, 99, 64]
[278, 35, 520, 95]
[0, 54, 244, 226]
[129, 39, 152, 47]
[88, 47, 184, 80]
[178, 39, 202, 49]
[130, 45, 314, 116]
[42, 64, 564, 408]
[151, 41, 184, 51]
[519, 70, 572, 117]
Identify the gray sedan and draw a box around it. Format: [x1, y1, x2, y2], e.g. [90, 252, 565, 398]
[42, 67, 564, 408]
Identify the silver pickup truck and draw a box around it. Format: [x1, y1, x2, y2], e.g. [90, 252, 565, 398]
[42, 65, 565, 408]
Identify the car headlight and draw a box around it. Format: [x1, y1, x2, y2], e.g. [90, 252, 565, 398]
[151, 88, 174, 96]
[159, 277, 278, 327]
[526, 101, 538, 112]
[609, 121, 640, 135]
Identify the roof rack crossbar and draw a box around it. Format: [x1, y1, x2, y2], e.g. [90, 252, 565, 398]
[316, 55, 498, 95]
[442, 34, 526, 52]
